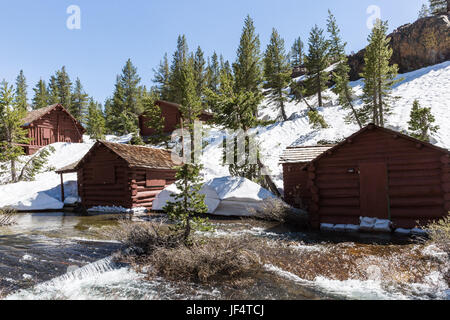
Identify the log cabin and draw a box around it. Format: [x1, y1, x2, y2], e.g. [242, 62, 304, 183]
[281, 124, 450, 229]
[56, 141, 177, 210]
[138, 100, 214, 139]
[22, 104, 85, 155]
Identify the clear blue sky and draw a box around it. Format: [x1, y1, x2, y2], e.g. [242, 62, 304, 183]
[0, 0, 427, 104]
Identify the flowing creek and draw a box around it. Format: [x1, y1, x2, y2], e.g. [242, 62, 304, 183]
[0, 212, 448, 300]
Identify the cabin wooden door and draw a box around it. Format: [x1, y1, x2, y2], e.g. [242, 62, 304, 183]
[359, 162, 389, 219]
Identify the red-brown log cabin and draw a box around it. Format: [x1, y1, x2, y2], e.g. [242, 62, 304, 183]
[56, 141, 177, 210]
[22, 104, 85, 155]
[138, 100, 214, 138]
[281, 124, 450, 229]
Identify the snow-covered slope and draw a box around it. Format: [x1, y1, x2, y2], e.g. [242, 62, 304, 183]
[201, 61, 450, 191]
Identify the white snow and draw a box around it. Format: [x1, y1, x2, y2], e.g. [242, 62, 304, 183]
[153, 176, 276, 217]
[87, 206, 148, 214]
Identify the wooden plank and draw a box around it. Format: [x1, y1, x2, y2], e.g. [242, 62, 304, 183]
[390, 197, 444, 207]
[390, 207, 445, 218]
[320, 198, 360, 207]
[319, 207, 361, 216]
[389, 185, 442, 197]
[389, 176, 441, 187]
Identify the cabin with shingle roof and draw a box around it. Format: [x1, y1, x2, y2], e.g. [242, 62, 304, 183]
[57, 141, 178, 210]
[281, 124, 450, 229]
[22, 104, 85, 155]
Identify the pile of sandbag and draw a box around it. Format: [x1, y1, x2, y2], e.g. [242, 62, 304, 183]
[152, 176, 276, 217]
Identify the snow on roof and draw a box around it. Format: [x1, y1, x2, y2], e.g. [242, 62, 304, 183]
[280, 145, 334, 164]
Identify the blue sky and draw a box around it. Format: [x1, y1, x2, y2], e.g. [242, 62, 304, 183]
[0, 0, 427, 104]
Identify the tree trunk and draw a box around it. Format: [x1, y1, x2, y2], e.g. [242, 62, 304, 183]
[317, 75, 323, 107]
[345, 89, 363, 129]
[11, 159, 16, 182]
[280, 97, 288, 121]
[257, 158, 282, 198]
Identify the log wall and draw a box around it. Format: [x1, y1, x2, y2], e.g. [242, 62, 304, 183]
[307, 129, 448, 229]
[78, 145, 133, 208]
[282, 162, 311, 210]
[130, 168, 177, 209]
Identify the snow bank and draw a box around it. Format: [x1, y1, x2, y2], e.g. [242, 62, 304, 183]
[153, 176, 276, 217]
[87, 206, 148, 214]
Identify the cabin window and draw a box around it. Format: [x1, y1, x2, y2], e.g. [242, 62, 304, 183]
[94, 166, 116, 184]
[43, 128, 51, 139]
[146, 171, 166, 188]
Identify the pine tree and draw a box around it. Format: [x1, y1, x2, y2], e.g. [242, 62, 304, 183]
[327, 10, 362, 128]
[233, 15, 263, 117]
[0, 80, 30, 182]
[206, 52, 220, 94]
[55, 66, 72, 108]
[142, 89, 167, 145]
[304, 25, 330, 108]
[360, 20, 401, 127]
[408, 100, 439, 142]
[108, 59, 143, 135]
[32, 79, 49, 109]
[168, 35, 189, 104]
[290, 37, 304, 68]
[47, 75, 60, 105]
[429, 0, 448, 14]
[418, 4, 431, 18]
[86, 98, 106, 140]
[263, 28, 291, 121]
[178, 56, 203, 140]
[14, 70, 28, 111]
[70, 78, 88, 124]
[163, 164, 210, 245]
[153, 53, 171, 101]
[193, 46, 206, 100]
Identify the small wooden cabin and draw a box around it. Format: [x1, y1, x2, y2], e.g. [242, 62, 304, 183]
[22, 104, 85, 155]
[57, 141, 177, 210]
[282, 124, 450, 229]
[139, 100, 214, 138]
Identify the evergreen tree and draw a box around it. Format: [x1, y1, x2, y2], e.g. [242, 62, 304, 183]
[408, 100, 439, 142]
[32, 79, 49, 110]
[0, 80, 30, 182]
[47, 75, 60, 105]
[206, 52, 220, 94]
[55, 66, 72, 107]
[142, 89, 167, 145]
[86, 98, 106, 140]
[418, 4, 431, 18]
[193, 46, 206, 101]
[163, 164, 210, 245]
[14, 70, 28, 111]
[360, 20, 401, 127]
[153, 53, 171, 101]
[109, 59, 143, 135]
[70, 78, 88, 124]
[263, 28, 291, 121]
[17, 145, 55, 182]
[327, 10, 362, 128]
[304, 25, 329, 109]
[429, 0, 448, 14]
[178, 56, 203, 141]
[233, 15, 263, 117]
[290, 37, 304, 67]
[168, 35, 189, 104]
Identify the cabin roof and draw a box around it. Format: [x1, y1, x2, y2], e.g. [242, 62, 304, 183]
[55, 160, 81, 174]
[66, 141, 178, 172]
[304, 124, 450, 168]
[22, 104, 85, 133]
[280, 145, 335, 164]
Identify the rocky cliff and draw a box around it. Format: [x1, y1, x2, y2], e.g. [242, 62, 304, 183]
[348, 14, 450, 80]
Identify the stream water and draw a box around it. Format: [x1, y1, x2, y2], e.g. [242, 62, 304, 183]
[0, 212, 448, 300]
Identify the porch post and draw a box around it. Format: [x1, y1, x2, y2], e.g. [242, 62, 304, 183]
[60, 173, 65, 202]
